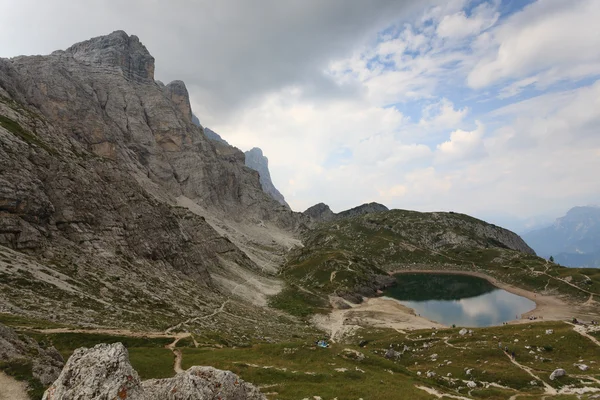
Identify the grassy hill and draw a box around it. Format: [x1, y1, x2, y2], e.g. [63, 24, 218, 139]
[272, 209, 600, 316]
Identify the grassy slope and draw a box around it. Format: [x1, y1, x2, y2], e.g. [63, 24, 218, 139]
[2, 320, 596, 400]
[272, 210, 600, 316]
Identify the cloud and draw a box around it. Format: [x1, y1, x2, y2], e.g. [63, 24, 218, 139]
[0, 0, 430, 123]
[436, 1, 499, 39]
[435, 122, 486, 164]
[468, 0, 600, 90]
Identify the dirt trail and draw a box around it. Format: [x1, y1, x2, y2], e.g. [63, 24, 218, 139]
[502, 351, 556, 395]
[566, 322, 600, 347]
[165, 299, 230, 334]
[34, 327, 190, 340]
[166, 336, 185, 373]
[415, 385, 471, 399]
[0, 372, 28, 400]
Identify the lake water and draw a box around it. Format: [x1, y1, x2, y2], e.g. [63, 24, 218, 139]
[383, 273, 536, 327]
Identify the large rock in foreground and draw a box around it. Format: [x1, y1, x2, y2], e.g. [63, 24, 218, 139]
[143, 366, 265, 400]
[43, 343, 144, 400]
[43, 343, 265, 400]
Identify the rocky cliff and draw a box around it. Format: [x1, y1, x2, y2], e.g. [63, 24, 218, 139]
[0, 30, 304, 329]
[244, 147, 290, 208]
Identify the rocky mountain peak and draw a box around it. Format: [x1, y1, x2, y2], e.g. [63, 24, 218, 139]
[165, 80, 192, 123]
[303, 202, 335, 222]
[244, 147, 290, 208]
[303, 202, 388, 224]
[63, 30, 155, 82]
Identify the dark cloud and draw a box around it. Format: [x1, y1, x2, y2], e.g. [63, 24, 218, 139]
[1, 0, 427, 122]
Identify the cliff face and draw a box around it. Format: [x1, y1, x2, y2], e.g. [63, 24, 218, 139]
[0, 31, 302, 328]
[244, 147, 290, 208]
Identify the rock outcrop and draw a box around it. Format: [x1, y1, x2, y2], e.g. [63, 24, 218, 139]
[0, 323, 64, 386]
[303, 202, 388, 224]
[244, 147, 290, 208]
[143, 366, 265, 399]
[43, 343, 265, 400]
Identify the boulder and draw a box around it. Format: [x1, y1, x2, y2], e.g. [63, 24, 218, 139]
[340, 348, 365, 362]
[466, 381, 477, 388]
[43, 343, 266, 400]
[459, 328, 468, 335]
[43, 343, 145, 400]
[143, 366, 265, 400]
[574, 363, 590, 371]
[549, 368, 566, 380]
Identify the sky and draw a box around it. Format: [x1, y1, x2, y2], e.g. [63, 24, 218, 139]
[1, 0, 599, 232]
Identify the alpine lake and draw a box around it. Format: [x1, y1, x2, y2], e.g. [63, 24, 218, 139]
[383, 273, 536, 327]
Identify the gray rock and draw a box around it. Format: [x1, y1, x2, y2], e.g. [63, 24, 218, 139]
[245, 147, 290, 208]
[549, 368, 566, 380]
[43, 343, 144, 400]
[143, 366, 265, 400]
[43, 343, 265, 400]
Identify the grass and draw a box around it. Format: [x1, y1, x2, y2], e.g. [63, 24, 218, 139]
[0, 313, 69, 330]
[0, 114, 57, 155]
[175, 320, 600, 399]
[181, 342, 434, 400]
[268, 285, 329, 317]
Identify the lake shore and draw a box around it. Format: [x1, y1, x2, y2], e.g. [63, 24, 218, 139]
[389, 269, 590, 323]
[314, 269, 599, 338]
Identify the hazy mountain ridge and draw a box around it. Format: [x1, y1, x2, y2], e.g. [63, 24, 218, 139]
[523, 206, 600, 267]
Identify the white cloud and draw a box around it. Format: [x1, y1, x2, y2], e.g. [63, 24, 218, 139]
[468, 0, 600, 89]
[435, 122, 485, 164]
[436, 1, 499, 39]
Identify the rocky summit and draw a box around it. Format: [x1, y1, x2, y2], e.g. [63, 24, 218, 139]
[244, 147, 290, 208]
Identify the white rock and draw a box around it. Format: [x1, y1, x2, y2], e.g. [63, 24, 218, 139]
[459, 328, 468, 336]
[466, 381, 477, 388]
[575, 364, 590, 371]
[549, 368, 566, 380]
[546, 329, 554, 335]
[466, 368, 473, 375]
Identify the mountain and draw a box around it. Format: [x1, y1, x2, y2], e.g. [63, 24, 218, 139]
[0, 30, 307, 333]
[522, 206, 600, 267]
[303, 202, 389, 224]
[244, 147, 289, 208]
[191, 115, 289, 208]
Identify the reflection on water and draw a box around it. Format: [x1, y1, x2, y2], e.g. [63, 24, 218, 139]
[383, 273, 536, 327]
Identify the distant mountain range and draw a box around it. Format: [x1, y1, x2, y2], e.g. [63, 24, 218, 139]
[522, 206, 600, 267]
